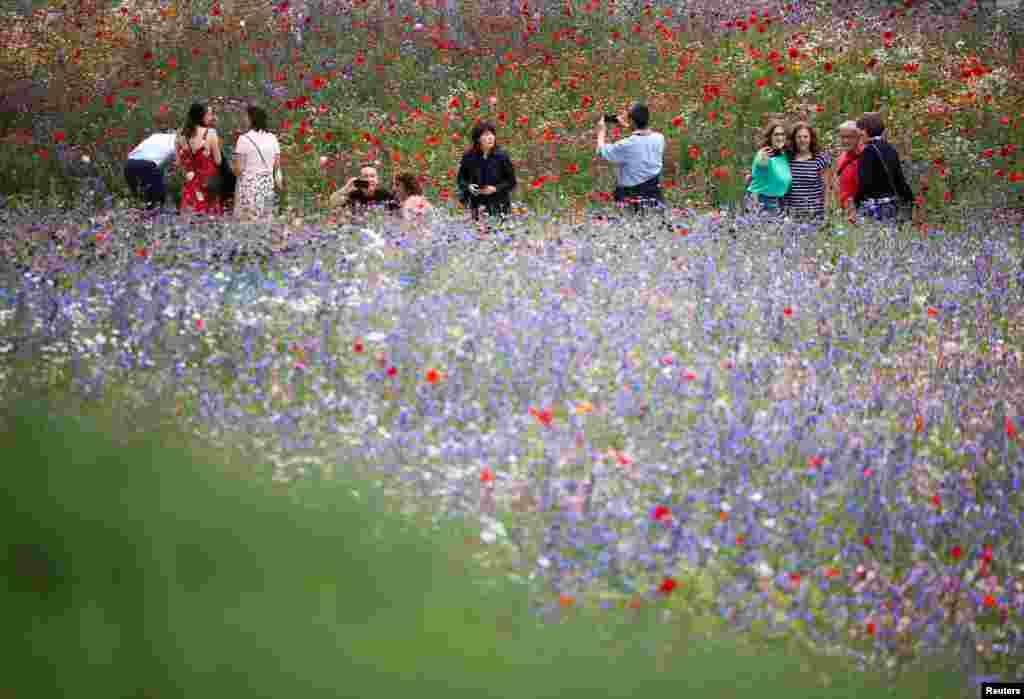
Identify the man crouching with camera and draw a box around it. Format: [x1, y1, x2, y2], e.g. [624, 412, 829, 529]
[596, 103, 665, 214]
[329, 165, 399, 213]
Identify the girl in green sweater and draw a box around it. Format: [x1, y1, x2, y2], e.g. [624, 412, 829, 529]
[746, 121, 792, 214]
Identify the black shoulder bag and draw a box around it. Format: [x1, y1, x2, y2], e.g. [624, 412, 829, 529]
[867, 142, 913, 221]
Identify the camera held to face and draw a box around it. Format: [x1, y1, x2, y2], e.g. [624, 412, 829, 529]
[603, 114, 621, 126]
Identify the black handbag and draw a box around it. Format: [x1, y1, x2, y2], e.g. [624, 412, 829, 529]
[867, 142, 913, 221]
[207, 149, 236, 196]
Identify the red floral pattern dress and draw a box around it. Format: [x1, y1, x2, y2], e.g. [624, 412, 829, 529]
[177, 128, 223, 215]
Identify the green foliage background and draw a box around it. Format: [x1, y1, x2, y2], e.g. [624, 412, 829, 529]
[0, 402, 963, 698]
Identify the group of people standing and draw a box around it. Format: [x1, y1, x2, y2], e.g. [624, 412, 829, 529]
[746, 111, 914, 221]
[125, 102, 282, 221]
[123, 99, 912, 226]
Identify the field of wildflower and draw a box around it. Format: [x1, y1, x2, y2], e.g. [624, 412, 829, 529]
[1, 0, 1024, 693]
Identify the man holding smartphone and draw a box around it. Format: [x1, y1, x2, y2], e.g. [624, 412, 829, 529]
[595, 103, 665, 214]
[329, 165, 398, 212]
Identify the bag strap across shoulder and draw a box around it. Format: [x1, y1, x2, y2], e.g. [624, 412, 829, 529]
[867, 141, 898, 197]
[244, 133, 269, 169]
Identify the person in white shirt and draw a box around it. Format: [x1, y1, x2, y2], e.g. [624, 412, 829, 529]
[595, 103, 665, 214]
[125, 128, 178, 210]
[230, 104, 281, 222]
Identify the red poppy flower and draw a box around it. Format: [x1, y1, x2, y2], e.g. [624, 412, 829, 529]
[951, 545, 962, 559]
[788, 47, 799, 58]
[671, 115, 684, 127]
[480, 466, 495, 482]
[529, 406, 554, 426]
[984, 594, 997, 607]
[688, 145, 701, 159]
[823, 62, 833, 72]
[982, 544, 994, 562]
[931, 494, 941, 507]
[652, 504, 672, 522]
[789, 572, 801, 586]
[386, 366, 397, 377]
[864, 535, 873, 546]
[783, 306, 793, 316]
[824, 566, 841, 578]
[136, 246, 148, 258]
[54, 131, 65, 143]
[807, 455, 823, 468]
[736, 535, 745, 545]
[927, 307, 939, 317]
[883, 30, 894, 42]
[658, 577, 678, 594]
[1007, 417, 1017, 439]
[866, 622, 876, 634]
[755, 78, 768, 88]
[776, 64, 786, 74]
[425, 368, 441, 384]
[559, 594, 575, 607]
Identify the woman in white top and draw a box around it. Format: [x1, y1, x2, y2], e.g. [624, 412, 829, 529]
[230, 104, 281, 221]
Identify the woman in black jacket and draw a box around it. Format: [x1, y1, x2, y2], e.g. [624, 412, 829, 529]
[853, 112, 914, 221]
[457, 122, 517, 220]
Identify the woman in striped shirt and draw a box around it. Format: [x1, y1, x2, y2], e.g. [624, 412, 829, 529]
[784, 122, 833, 221]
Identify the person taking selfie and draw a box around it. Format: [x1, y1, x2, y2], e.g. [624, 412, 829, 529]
[746, 121, 792, 215]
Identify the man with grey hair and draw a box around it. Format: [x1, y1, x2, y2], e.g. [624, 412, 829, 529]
[834, 120, 864, 212]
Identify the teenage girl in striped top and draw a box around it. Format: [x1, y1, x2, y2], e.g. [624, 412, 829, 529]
[784, 122, 833, 221]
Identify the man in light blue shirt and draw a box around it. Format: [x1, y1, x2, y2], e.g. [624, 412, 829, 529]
[596, 103, 665, 213]
[125, 131, 178, 210]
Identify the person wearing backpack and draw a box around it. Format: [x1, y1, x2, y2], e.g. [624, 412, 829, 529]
[230, 104, 282, 222]
[853, 112, 914, 222]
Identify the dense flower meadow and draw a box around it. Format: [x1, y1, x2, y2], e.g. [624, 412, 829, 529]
[2, 201, 1023, 689]
[0, 0, 1021, 219]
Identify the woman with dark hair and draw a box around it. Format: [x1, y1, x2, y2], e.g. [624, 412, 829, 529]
[175, 102, 223, 215]
[783, 121, 832, 221]
[853, 112, 914, 221]
[746, 121, 792, 214]
[395, 173, 434, 221]
[230, 104, 281, 222]
[457, 122, 517, 220]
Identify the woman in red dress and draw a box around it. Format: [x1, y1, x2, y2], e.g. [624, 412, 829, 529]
[175, 102, 224, 216]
